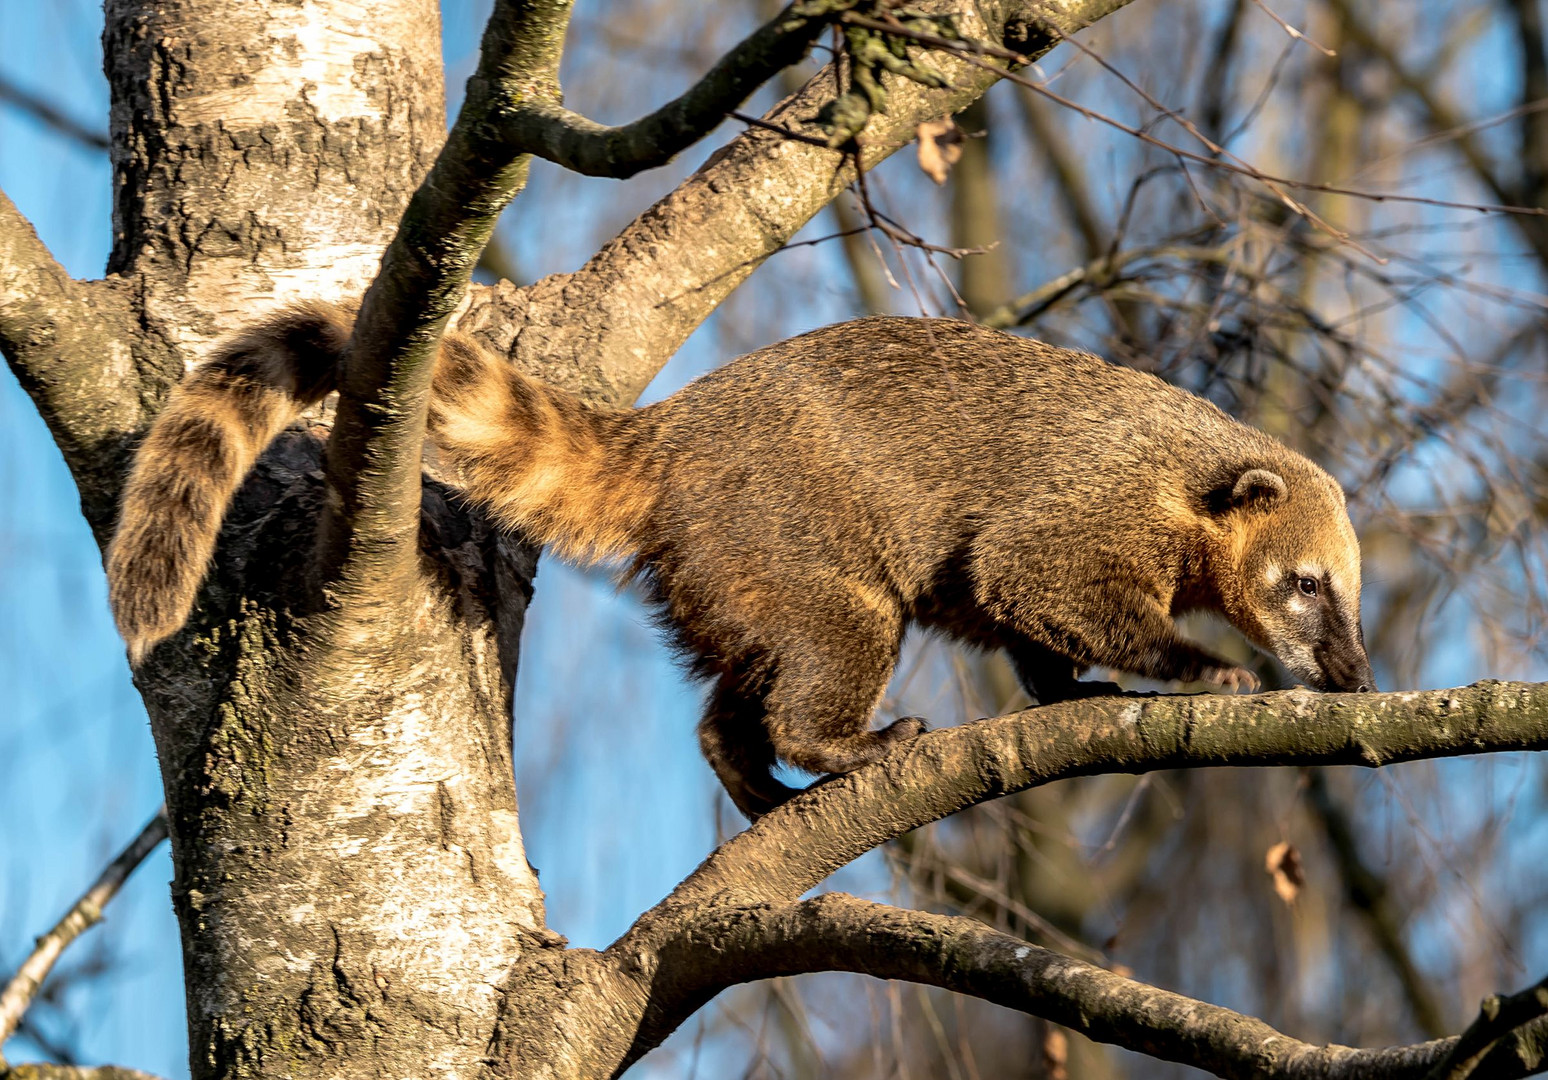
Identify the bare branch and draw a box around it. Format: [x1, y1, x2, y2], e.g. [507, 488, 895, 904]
[1248, 0, 1338, 58]
[316, 0, 575, 636]
[0, 808, 169, 1057]
[0, 187, 149, 538]
[1424, 974, 1548, 1080]
[316, 0, 903, 633]
[1323, 0, 1516, 208]
[648, 681, 1548, 912]
[497, 3, 843, 178]
[876, 16, 1548, 225]
[623, 894, 1544, 1080]
[467, 0, 1144, 405]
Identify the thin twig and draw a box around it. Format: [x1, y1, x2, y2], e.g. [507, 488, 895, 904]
[0, 74, 109, 151]
[0, 808, 169, 1057]
[844, 13, 1548, 224]
[1249, 0, 1338, 58]
[728, 111, 833, 148]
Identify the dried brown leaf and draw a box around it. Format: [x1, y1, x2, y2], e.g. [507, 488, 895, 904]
[916, 117, 964, 185]
[1043, 1028, 1069, 1080]
[1265, 840, 1305, 905]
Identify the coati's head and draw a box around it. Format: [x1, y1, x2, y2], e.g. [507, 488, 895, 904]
[1211, 466, 1377, 693]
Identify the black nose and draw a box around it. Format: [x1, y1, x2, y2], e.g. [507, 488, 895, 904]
[1321, 655, 1376, 693]
[1343, 664, 1376, 693]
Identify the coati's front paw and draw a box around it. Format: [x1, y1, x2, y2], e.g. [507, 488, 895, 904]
[1199, 665, 1260, 693]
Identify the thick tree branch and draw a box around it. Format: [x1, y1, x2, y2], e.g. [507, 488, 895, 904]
[0, 189, 149, 537]
[642, 681, 1548, 914]
[0, 808, 168, 1063]
[622, 894, 1547, 1080]
[577, 682, 1548, 1077]
[1424, 974, 1548, 1080]
[316, 0, 574, 631]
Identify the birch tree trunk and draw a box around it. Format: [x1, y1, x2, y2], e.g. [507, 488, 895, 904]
[101, 2, 544, 1076]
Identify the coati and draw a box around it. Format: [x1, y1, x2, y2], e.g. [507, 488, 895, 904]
[107, 305, 1376, 817]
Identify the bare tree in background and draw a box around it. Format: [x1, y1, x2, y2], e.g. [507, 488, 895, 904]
[2, 1, 1547, 1078]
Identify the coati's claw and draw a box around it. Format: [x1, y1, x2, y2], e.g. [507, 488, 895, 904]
[1201, 665, 1260, 693]
[870, 716, 928, 757]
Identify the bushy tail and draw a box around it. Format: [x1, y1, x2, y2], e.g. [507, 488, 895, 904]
[427, 334, 658, 565]
[106, 302, 350, 663]
[108, 302, 657, 664]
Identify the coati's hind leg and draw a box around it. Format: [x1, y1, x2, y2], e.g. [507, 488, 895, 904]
[756, 599, 924, 779]
[698, 682, 800, 820]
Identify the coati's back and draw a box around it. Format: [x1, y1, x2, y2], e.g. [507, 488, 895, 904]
[635, 317, 1290, 604]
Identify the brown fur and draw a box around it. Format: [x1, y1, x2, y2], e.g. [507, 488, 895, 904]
[107, 307, 1374, 817]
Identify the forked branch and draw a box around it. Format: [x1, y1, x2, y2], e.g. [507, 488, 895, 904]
[624, 894, 1547, 1080]
[587, 685, 1548, 1078]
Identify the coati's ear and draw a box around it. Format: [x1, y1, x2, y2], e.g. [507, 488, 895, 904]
[1227, 468, 1288, 511]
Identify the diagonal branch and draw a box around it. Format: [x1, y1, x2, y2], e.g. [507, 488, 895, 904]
[0, 808, 169, 1062]
[0, 74, 109, 152]
[464, 0, 1145, 406]
[500, 4, 841, 178]
[316, 0, 575, 627]
[623, 894, 1546, 1080]
[639, 681, 1548, 915]
[505, 681, 1548, 1078]
[1424, 974, 1548, 1080]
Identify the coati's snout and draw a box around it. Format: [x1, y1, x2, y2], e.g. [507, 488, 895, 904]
[1265, 576, 1376, 692]
[1218, 468, 1377, 694]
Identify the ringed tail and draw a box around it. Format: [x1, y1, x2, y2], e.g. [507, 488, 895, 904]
[106, 302, 654, 664]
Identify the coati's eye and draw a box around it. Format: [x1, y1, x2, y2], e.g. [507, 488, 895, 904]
[1297, 577, 1319, 597]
